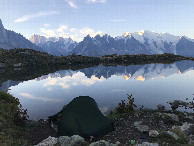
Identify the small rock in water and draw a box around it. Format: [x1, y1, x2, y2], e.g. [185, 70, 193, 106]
[149, 130, 159, 138]
[35, 136, 58, 146]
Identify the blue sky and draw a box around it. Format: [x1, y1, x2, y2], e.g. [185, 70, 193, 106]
[0, 0, 194, 42]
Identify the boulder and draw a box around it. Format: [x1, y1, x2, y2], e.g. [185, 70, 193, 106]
[177, 122, 194, 137]
[165, 113, 179, 122]
[35, 136, 58, 146]
[58, 135, 86, 146]
[134, 121, 149, 132]
[149, 130, 159, 138]
[136, 125, 150, 133]
[58, 96, 114, 137]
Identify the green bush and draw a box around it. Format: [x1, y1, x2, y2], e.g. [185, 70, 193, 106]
[116, 94, 137, 114]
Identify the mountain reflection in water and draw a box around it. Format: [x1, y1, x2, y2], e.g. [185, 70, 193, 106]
[1, 60, 194, 119]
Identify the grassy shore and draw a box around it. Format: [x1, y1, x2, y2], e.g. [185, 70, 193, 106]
[0, 92, 193, 145]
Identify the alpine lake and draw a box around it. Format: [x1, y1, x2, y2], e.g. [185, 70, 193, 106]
[1, 60, 194, 120]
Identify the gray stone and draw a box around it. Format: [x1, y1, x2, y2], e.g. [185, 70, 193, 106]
[165, 113, 179, 122]
[71, 135, 85, 145]
[189, 135, 194, 143]
[0, 63, 6, 68]
[35, 136, 58, 146]
[149, 130, 159, 138]
[136, 125, 150, 132]
[115, 141, 120, 145]
[134, 121, 149, 132]
[58, 136, 71, 145]
[13, 63, 22, 68]
[89, 140, 117, 146]
[134, 121, 143, 126]
[165, 131, 180, 140]
[138, 142, 159, 146]
[58, 135, 86, 146]
[179, 122, 193, 132]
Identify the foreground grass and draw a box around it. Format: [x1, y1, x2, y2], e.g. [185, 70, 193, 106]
[0, 92, 29, 146]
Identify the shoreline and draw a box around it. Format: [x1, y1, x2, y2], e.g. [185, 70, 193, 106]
[0, 92, 193, 145]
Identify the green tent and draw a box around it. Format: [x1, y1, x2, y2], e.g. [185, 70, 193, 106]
[58, 96, 114, 138]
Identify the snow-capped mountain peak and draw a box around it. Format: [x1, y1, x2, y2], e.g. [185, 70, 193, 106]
[123, 32, 132, 37]
[29, 34, 78, 56]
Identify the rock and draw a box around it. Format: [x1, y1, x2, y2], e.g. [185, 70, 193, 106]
[58, 135, 86, 146]
[58, 136, 71, 145]
[134, 121, 149, 132]
[35, 136, 58, 146]
[0, 63, 6, 68]
[13, 63, 22, 68]
[165, 131, 180, 140]
[115, 141, 120, 145]
[189, 135, 194, 143]
[186, 116, 194, 120]
[179, 122, 194, 135]
[138, 142, 159, 146]
[58, 96, 114, 137]
[149, 130, 159, 138]
[134, 121, 143, 126]
[89, 140, 117, 146]
[136, 125, 150, 133]
[165, 113, 179, 122]
[179, 122, 193, 132]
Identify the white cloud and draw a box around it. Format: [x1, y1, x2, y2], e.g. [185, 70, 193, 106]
[66, 0, 78, 9]
[111, 19, 127, 23]
[57, 25, 68, 32]
[40, 28, 56, 37]
[87, 0, 107, 3]
[14, 11, 60, 23]
[79, 27, 103, 37]
[40, 25, 103, 42]
[70, 28, 76, 32]
[44, 24, 51, 27]
[19, 92, 62, 102]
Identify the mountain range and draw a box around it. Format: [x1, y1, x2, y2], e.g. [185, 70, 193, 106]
[34, 60, 194, 81]
[29, 35, 77, 56]
[1, 60, 194, 92]
[0, 19, 43, 52]
[0, 19, 194, 57]
[71, 31, 194, 57]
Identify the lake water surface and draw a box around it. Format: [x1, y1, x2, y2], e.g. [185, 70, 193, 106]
[2, 60, 194, 119]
